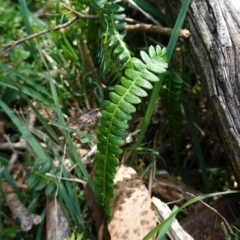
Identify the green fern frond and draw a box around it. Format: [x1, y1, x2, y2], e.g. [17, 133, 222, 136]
[94, 45, 168, 220]
[97, 0, 132, 82]
[160, 72, 183, 170]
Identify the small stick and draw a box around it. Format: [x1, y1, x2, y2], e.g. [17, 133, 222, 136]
[45, 173, 87, 185]
[2, 182, 41, 232]
[125, 24, 191, 38]
[0, 8, 98, 55]
[126, 0, 160, 26]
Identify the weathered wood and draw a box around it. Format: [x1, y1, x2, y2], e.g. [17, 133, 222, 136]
[168, 0, 240, 183]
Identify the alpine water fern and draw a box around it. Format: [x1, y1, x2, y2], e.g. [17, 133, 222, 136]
[94, 45, 168, 219]
[89, 0, 176, 220]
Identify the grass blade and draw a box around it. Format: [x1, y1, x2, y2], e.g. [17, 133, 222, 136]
[182, 95, 209, 192]
[38, 51, 94, 189]
[0, 100, 49, 160]
[18, 0, 37, 57]
[143, 190, 240, 240]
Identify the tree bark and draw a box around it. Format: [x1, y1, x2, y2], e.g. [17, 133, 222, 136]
[169, 0, 240, 183]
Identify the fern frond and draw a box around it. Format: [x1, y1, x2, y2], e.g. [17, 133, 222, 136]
[160, 72, 183, 170]
[94, 45, 168, 220]
[97, 0, 132, 83]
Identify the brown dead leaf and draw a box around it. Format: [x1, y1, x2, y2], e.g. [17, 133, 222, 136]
[108, 165, 157, 240]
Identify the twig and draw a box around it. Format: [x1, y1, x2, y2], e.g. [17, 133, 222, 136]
[7, 152, 19, 172]
[124, 17, 141, 24]
[2, 182, 42, 232]
[126, 0, 160, 25]
[125, 24, 191, 38]
[45, 173, 87, 185]
[61, 4, 99, 20]
[81, 144, 97, 163]
[0, 136, 26, 151]
[28, 110, 37, 128]
[67, 145, 97, 172]
[15, 181, 28, 189]
[0, 18, 73, 54]
[64, 5, 190, 38]
[1, 134, 25, 173]
[0, 10, 98, 55]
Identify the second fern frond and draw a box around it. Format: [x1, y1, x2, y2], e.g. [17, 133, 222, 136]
[160, 72, 183, 171]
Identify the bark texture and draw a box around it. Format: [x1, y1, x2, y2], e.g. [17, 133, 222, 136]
[169, 0, 240, 183]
